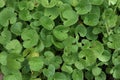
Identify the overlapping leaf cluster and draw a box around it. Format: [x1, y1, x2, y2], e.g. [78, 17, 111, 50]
[0, 0, 120, 80]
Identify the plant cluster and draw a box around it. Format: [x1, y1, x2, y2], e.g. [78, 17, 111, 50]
[0, 0, 120, 80]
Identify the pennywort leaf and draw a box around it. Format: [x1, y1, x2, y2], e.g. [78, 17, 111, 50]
[72, 69, 83, 80]
[0, 51, 7, 65]
[5, 39, 22, 54]
[21, 28, 39, 48]
[40, 0, 58, 8]
[79, 49, 96, 66]
[61, 9, 78, 26]
[0, 0, 5, 8]
[40, 16, 55, 30]
[75, 0, 92, 15]
[10, 22, 23, 35]
[53, 25, 69, 41]
[0, 7, 16, 27]
[28, 57, 44, 71]
[19, 9, 32, 21]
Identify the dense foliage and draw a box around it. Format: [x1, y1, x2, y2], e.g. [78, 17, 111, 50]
[0, 0, 120, 80]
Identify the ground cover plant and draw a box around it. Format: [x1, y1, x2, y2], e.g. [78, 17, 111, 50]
[0, 0, 120, 80]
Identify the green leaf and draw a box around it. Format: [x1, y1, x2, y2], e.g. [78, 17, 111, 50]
[98, 50, 111, 62]
[10, 22, 23, 35]
[63, 53, 78, 65]
[72, 69, 83, 80]
[0, 51, 7, 65]
[75, 24, 87, 37]
[53, 25, 69, 41]
[18, 1, 28, 10]
[113, 64, 120, 79]
[40, 0, 58, 8]
[108, 0, 117, 5]
[95, 71, 106, 80]
[86, 27, 98, 40]
[3, 70, 22, 80]
[79, 49, 96, 66]
[90, 41, 104, 56]
[75, 0, 92, 15]
[61, 64, 73, 74]
[102, 8, 117, 28]
[83, 6, 100, 26]
[92, 27, 102, 34]
[44, 7, 60, 20]
[0, 0, 5, 8]
[21, 28, 39, 48]
[53, 72, 67, 80]
[83, 13, 99, 26]
[0, 7, 16, 26]
[75, 61, 84, 70]
[51, 56, 62, 69]
[81, 39, 91, 49]
[32, 11, 43, 20]
[5, 39, 22, 54]
[28, 57, 44, 71]
[61, 9, 78, 26]
[40, 29, 53, 47]
[7, 54, 23, 70]
[92, 66, 102, 76]
[19, 9, 32, 21]
[44, 51, 55, 65]
[0, 29, 12, 45]
[112, 49, 120, 65]
[51, 37, 64, 49]
[43, 64, 55, 78]
[107, 34, 120, 49]
[89, 0, 104, 5]
[85, 71, 94, 80]
[4, 75, 19, 80]
[40, 16, 55, 30]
